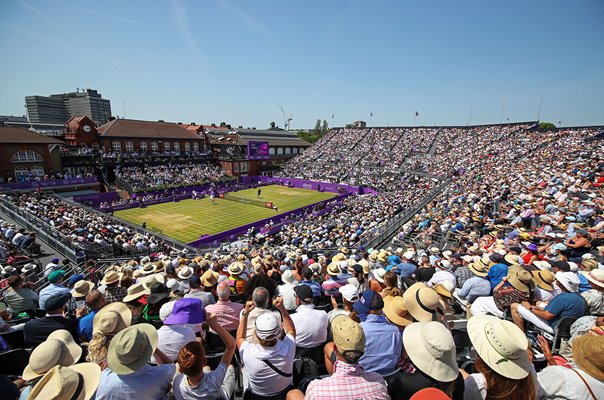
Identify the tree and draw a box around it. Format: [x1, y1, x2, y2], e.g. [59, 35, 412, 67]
[321, 120, 329, 135]
[313, 119, 321, 135]
[539, 122, 556, 130]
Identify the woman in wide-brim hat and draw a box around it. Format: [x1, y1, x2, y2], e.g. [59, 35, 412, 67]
[465, 315, 536, 400]
[23, 329, 82, 381]
[403, 282, 441, 322]
[28, 363, 101, 400]
[87, 302, 132, 368]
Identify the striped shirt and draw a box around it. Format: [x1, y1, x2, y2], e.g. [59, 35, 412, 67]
[204, 299, 244, 332]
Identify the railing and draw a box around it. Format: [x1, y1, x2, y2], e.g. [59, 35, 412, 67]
[0, 199, 85, 264]
[358, 179, 452, 250]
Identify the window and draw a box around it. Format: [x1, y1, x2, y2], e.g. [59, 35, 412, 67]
[269, 148, 275, 155]
[234, 163, 239, 172]
[285, 147, 291, 154]
[173, 142, 180, 153]
[164, 142, 170, 151]
[125, 141, 134, 152]
[11, 150, 43, 163]
[292, 148, 298, 154]
[140, 141, 147, 151]
[299, 147, 305, 153]
[14, 167, 28, 182]
[184, 143, 190, 153]
[151, 142, 158, 151]
[277, 148, 283, 155]
[31, 165, 45, 177]
[112, 141, 122, 152]
[240, 162, 248, 172]
[193, 143, 199, 152]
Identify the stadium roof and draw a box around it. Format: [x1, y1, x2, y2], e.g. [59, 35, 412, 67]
[0, 126, 63, 144]
[97, 118, 204, 140]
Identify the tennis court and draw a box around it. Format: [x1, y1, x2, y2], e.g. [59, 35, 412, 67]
[114, 185, 336, 243]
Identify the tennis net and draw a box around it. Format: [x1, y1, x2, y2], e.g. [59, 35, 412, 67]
[221, 193, 273, 209]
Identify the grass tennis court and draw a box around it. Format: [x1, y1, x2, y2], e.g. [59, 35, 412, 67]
[114, 185, 336, 243]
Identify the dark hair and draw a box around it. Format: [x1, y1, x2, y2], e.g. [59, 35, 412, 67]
[177, 341, 205, 376]
[243, 274, 276, 302]
[341, 350, 364, 364]
[7, 275, 23, 288]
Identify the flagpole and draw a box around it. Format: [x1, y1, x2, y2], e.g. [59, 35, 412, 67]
[500, 102, 506, 124]
[537, 96, 543, 122]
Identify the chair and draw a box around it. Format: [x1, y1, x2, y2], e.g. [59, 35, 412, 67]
[292, 357, 320, 388]
[0, 348, 30, 376]
[295, 343, 325, 370]
[528, 317, 577, 354]
[0, 330, 27, 350]
[230, 294, 245, 304]
[6, 317, 30, 326]
[382, 369, 405, 400]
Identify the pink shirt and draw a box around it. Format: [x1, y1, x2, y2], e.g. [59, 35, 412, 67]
[204, 300, 244, 332]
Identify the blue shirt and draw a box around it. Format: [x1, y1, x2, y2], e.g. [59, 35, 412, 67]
[96, 364, 176, 400]
[301, 280, 323, 297]
[78, 310, 97, 341]
[359, 314, 402, 375]
[459, 276, 492, 303]
[487, 263, 509, 290]
[38, 284, 70, 310]
[395, 262, 417, 278]
[577, 274, 591, 293]
[545, 292, 587, 328]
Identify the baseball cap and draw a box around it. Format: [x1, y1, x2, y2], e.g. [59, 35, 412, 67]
[293, 285, 314, 303]
[332, 315, 365, 353]
[555, 271, 580, 292]
[188, 274, 201, 287]
[338, 284, 359, 302]
[45, 292, 72, 311]
[48, 270, 65, 283]
[302, 267, 313, 279]
[353, 290, 384, 315]
[255, 313, 280, 341]
[552, 260, 571, 272]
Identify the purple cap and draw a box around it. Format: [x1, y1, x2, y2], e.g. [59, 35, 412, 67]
[526, 243, 538, 251]
[163, 298, 205, 325]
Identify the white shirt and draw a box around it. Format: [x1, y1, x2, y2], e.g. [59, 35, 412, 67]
[243, 308, 282, 344]
[240, 334, 296, 396]
[276, 282, 298, 311]
[538, 365, 604, 399]
[155, 325, 196, 362]
[290, 304, 328, 348]
[428, 270, 457, 288]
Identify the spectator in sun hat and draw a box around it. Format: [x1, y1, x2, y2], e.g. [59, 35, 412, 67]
[100, 270, 126, 304]
[471, 270, 534, 319]
[20, 329, 82, 398]
[403, 282, 441, 322]
[3, 274, 38, 314]
[464, 315, 536, 400]
[39, 269, 70, 310]
[531, 269, 558, 305]
[237, 296, 296, 397]
[383, 294, 413, 330]
[511, 271, 585, 333]
[581, 269, 604, 315]
[291, 284, 328, 349]
[87, 301, 132, 367]
[399, 321, 464, 400]
[537, 335, 604, 399]
[143, 282, 171, 325]
[354, 290, 402, 375]
[276, 270, 298, 311]
[226, 261, 246, 295]
[485, 254, 509, 290]
[322, 262, 345, 296]
[96, 324, 174, 400]
[27, 363, 101, 400]
[184, 273, 215, 308]
[155, 300, 198, 362]
[288, 315, 389, 400]
[24, 292, 79, 347]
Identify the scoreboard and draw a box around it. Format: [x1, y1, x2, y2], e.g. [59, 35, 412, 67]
[247, 141, 270, 160]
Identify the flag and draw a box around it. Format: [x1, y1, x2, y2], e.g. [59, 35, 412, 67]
[415, 111, 419, 116]
[370, 112, 373, 117]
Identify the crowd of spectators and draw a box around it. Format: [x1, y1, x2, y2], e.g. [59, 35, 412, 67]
[115, 162, 227, 192]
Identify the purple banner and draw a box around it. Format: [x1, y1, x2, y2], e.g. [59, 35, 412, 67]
[239, 176, 379, 195]
[0, 176, 98, 190]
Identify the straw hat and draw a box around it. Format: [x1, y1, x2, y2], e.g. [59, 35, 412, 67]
[468, 262, 488, 277]
[368, 250, 379, 263]
[508, 270, 535, 293]
[121, 283, 150, 303]
[70, 280, 95, 299]
[178, 267, 193, 280]
[434, 281, 454, 299]
[373, 268, 387, 283]
[228, 262, 244, 276]
[377, 250, 389, 263]
[27, 364, 101, 400]
[200, 270, 219, 287]
[468, 315, 531, 379]
[358, 259, 370, 274]
[383, 295, 413, 327]
[403, 283, 440, 322]
[533, 260, 551, 271]
[23, 330, 82, 380]
[107, 324, 158, 375]
[583, 269, 604, 290]
[403, 321, 459, 382]
[532, 270, 555, 291]
[141, 273, 165, 290]
[93, 302, 132, 335]
[572, 335, 604, 381]
[332, 253, 347, 263]
[327, 263, 342, 276]
[141, 262, 155, 275]
[101, 271, 120, 285]
[504, 254, 521, 266]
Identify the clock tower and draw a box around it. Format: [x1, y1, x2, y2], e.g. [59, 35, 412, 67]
[64, 115, 98, 147]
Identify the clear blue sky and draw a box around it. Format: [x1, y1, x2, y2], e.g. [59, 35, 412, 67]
[1, 0, 603, 128]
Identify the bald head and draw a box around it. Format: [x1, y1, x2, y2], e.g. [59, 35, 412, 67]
[217, 281, 230, 300]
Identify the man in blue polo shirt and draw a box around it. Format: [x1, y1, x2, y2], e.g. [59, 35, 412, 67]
[354, 290, 402, 376]
[511, 271, 586, 333]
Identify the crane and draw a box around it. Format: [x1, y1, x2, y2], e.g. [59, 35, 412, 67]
[277, 103, 293, 131]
